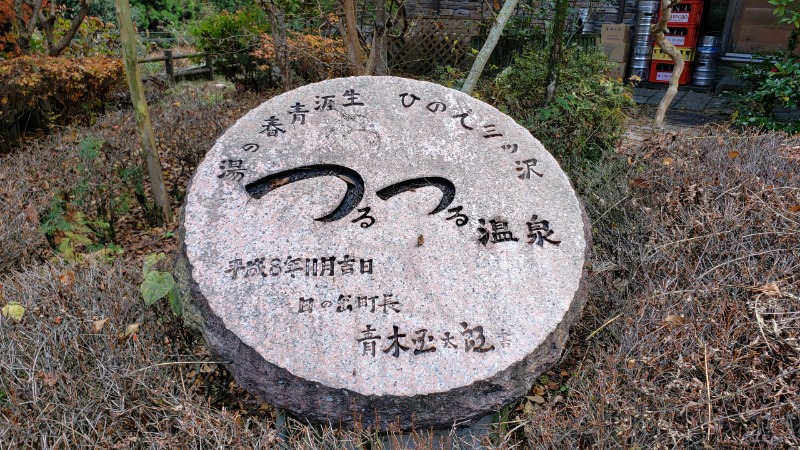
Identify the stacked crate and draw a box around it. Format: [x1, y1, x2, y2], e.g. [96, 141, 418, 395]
[649, 0, 703, 85]
[600, 24, 632, 78]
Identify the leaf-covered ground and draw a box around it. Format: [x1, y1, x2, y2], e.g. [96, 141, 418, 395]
[0, 80, 798, 448]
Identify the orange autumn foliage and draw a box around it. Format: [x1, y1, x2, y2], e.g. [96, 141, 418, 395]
[0, 0, 16, 55]
[0, 56, 124, 129]
[252, 32, 352, 81]
[0, 0, 55, 56]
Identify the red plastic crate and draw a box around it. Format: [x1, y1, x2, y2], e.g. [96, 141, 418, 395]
[658, 0, 704, 27]
[648, 60, 693, 84]
[658, 24, 699, 48]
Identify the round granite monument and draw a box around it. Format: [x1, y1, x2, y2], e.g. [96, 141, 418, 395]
[177, 76, 590, 429]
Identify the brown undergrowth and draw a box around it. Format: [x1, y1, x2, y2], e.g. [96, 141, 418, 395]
[519, 126, 800, 448]
[2, 80, 800, 448]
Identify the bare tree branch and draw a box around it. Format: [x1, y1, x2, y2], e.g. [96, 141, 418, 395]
[462, 0, 520, 94]
[12, 0, 93, 56]
[48, 0, 94, 56]
[13, 0, 44, 54]
[653, 0, 683, 127]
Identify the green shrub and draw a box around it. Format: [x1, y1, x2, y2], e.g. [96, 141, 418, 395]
[57, 16, 120, 57]
[129, 0, 202, 31]
[734, 54, 800, 132]
[190, 6, 269, 86]
[484, 47, 633, 167]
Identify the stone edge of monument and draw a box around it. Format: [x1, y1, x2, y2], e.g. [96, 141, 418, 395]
[174, 182, 592, 431]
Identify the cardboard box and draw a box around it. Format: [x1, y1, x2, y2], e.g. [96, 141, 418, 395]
[601, 23, 631, 44]
[607, 62, 627, 79]
[602, 43, 631, 62]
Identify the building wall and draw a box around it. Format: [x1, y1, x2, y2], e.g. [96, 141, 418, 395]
[728, 0, 793, 53]
[403, 0, 794, 55]
[404, 0, 642, 28]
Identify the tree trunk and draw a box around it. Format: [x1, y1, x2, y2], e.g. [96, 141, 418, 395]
[365, 0, 389, 75]
[461, 0, 520, 95]
[46, 0, 94, 56]
[265, 0, 291, 91]
[338, 0, 366, 75]
[653, 0, 683, 127]
[12, 0, 43, 55]
[544, 0, 569, 105]
[115, 0, 172, 226]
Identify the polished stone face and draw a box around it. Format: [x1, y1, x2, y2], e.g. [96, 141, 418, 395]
[183, 76, 588, 424]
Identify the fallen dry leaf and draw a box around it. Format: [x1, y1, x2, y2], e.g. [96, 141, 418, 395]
[663, 315, 688, 327]
[727, 150, 740, 159]
[60, 132, 77, 144]
[755, 282, 781, 297]
[119, 322, 139, 339]
[38, 371, 58, 387]
[92, 318, 108, 333]
[523, 401, 534, 414]
[533, 386, 545, 396]
[789, 205, 800, 213]
[23, 205, 38, 224]
[528, 395, 546, 404]
[59, 271, 75, 290]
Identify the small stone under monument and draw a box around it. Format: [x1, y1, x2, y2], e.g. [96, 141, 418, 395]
[177, 76, 590, 430]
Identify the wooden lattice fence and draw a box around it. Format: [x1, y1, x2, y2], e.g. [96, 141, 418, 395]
[388, 17, 480, 74]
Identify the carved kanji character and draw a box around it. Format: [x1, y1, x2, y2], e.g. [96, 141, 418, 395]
[342, 89, 364, 106]
[383, 325, 410, 357]
[358, 324, 381, 357]
[515, 158, 544, 179]
[460, 322, 495, 353]
[288, 102, 310, 124]
[526, 215, 561, 247]
[259, 115, 285, 136]
[314, 95, 335, 111]
[298, 297, 314, 313]
[412, 328, 437, 355]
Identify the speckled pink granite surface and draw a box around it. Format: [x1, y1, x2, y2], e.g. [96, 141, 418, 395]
[180, 76, 589, 428]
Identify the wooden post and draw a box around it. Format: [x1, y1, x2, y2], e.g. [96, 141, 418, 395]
[205, 53, 214, 80]
[115, 0, 172, 225]
[164, 49, 175, 84]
